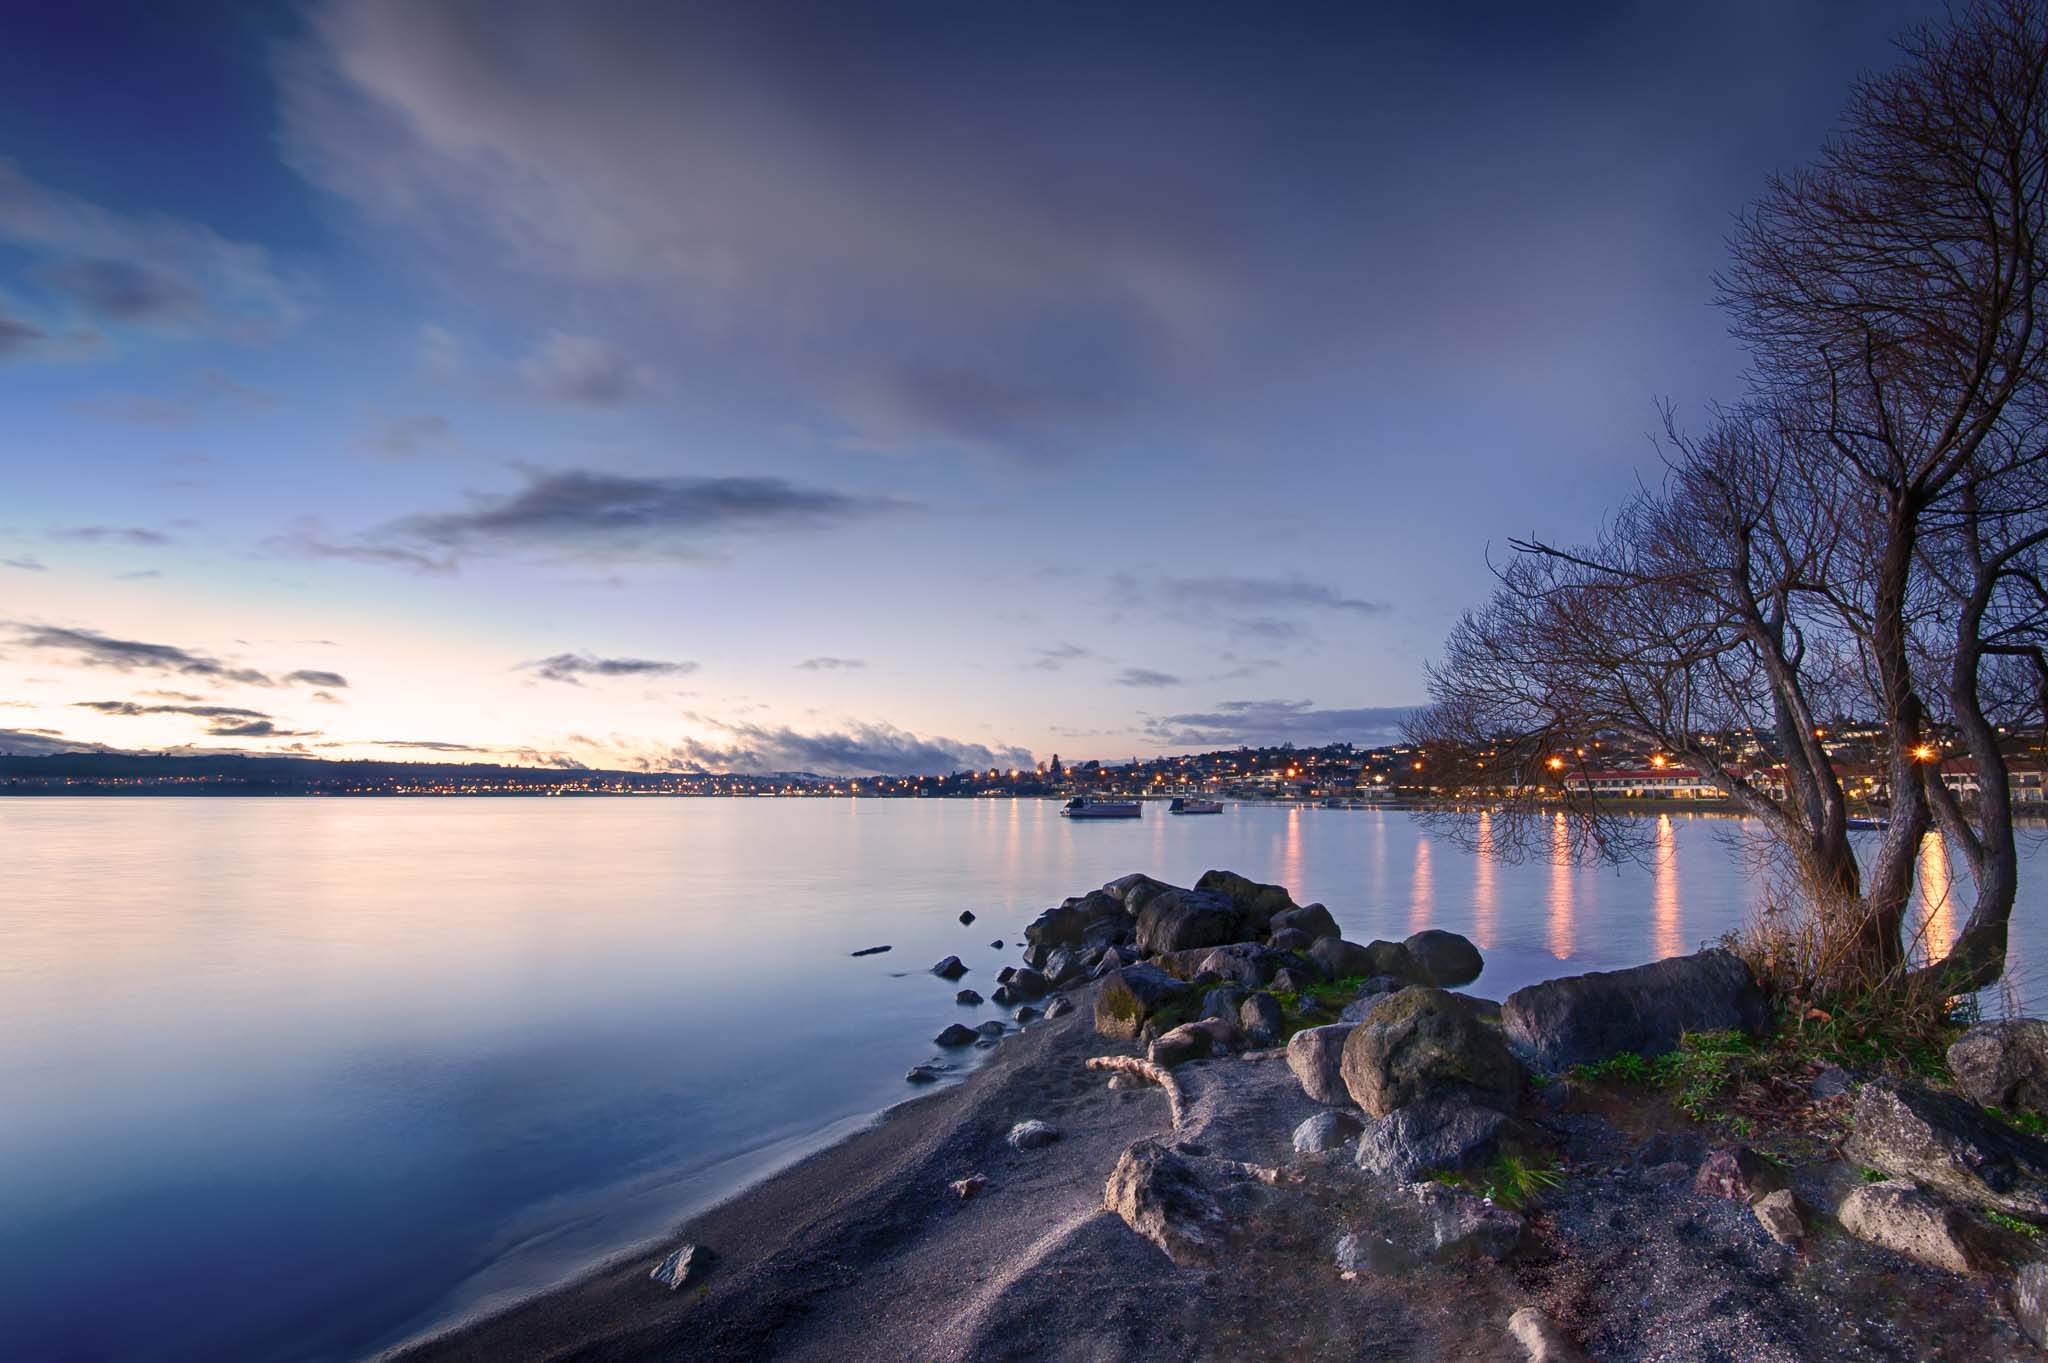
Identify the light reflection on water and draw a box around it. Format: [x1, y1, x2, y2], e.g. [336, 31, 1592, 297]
[0, 797, 2040, 1363]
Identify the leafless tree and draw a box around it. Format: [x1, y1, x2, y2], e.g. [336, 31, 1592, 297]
[1416, 0, 2048, 996]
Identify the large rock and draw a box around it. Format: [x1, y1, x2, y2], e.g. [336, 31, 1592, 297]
[1149, 1022, 1216, 1067]
[1095, 963, 1197, 1040]
[1195, 869, 1297, 937]
[1041, 946, 1091, 988]
[1102, 872, 1161, 903]
[2017, 1261, 2048, 1349]
[1287, 1023, 1357, 1105]
[1269, 902, 1341, 943]
[1500, 947, 1766, 1072]
[934, 1023, 979, 1046]
[1240, 991, 1285, 1048]
[1842, 1077, 2048, 1218]
[1836, 1178, 1996, 1273]
[1404, 929, 1484, 987]
[931, 955, 968, 979]
[1355, 1096, 1510, 1181]
[1408, 1180, 1524, 1261]
[1949, 1019, 2048, 1115]
[1195, 944, 1280, 988]
[1104, 1138, 1228, 1266]
[1340, 987, 1521, 1117]
[1023, 890, 1125, 950]
[1312, 937, 1428, 985]
[1135, 888, 1243, 955]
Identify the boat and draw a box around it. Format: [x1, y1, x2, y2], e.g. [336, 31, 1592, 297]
[1061, 797, 1141, 819]
[1169, 797, 1224, 815]
[1846, 815, 1890, 831]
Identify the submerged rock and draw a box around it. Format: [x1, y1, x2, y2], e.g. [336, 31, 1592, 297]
[1501, 948, 1766, 1072]
[934, 1023, 979, 1047]
[974, 1019, 1006, 1037]
[1293, 1109, 1363, 1154]
[1404, 929, 1484, 987]
[905, 1065, 943, 1084]
[955, 989, 984, 1005]
[1286, 1023, 1357, 1105]
[1843, 1077, 2048, 1218]
[958, 910, 976, 925]
[850, 945, 891, 957]
[1836, 1178, 1996, 1273]
[1355, 1096, 1509, 1182]
[1007, 1119, 1061, 1151]
[1950, 1019, 2048, 1115]
[649, 1243, 713, 1290]
[931, 955, 968, 980]
[1104, 1138, 1227, 1266]
[1340, 987, 1520, 1117]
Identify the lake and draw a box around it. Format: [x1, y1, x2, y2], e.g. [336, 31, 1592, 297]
[2, 797, 2039, 1362]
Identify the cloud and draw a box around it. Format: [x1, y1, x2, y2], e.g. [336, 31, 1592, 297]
[73, 701, 272, 720]
[0, 303, 48, 357]
[4, 555, 46, 571]
[796, 656, 866, 671]
[53, 526, 173, 546]
[518, 332, 642, 406]
[1157, 575, 1387, 617]
[8, 624, 338, 689]
[117, 569, 163, 581]
[284, 669, 350, 689]
[264, 525, 458, 575]
[1026, 643, 1093, 672]
[356, 411, 449, 457]
[1114, 667, 1183, 688]
[207, 719, 318, 738]
[0, 727, 115, 756]
[1141, 698, 1418, 747]
[520, 652, 696, 685]
[348, 739, 494, 752]
[669, 718, 1032, 776]
[388, 469, 908, 562]
[837, 365, 1121, 460]
[0, 159, 303, 342]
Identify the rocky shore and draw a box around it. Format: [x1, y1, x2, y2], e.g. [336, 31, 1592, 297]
[392, 870, 2048, 1362]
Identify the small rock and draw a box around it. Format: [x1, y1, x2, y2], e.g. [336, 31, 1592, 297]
[1810, 1064, 1853, 1099]
[955, 989, 984, 1005]
[1694, 1147, 1786, 1203]
[934, 1023, 979, 1047]
[1293, 1109, 1364, 1154]
[975, 1019, 1006, 1036]
[850, 944, 892, 957]
[1015, 1005, 1042, 1023]
[1201, 985, 1248, 1022]
[1149, 1022, 1215, 1067]
[1334, 1230, 1372, 1275]
[1837, 1178, 1996, 1272]
[996, 966, 1017, 984]
[2015, 1260, 2048, 1349]
[1107, 1071, 1147, 1091]
[959, 910, 976, 925]
[1356, 1097, 1510, 1182]
[932, 955, 968, 980]
[1240, 991, 1285, 1048]
[1507, 1305, 1588, 1362]
[1005, 966, 1053, 1000]
[1643, 1161, 1691, 1185]
[950, 1174, 988, 1199]
[905, 1064, 944, 1084]
[1287, 1024, 1357, 1105]
[1753, 1188, 1803, 1245]
[1104, 1137, 1227, 1266]
[649, 1243, 712, 1290]
[1044, 995, 1074, 1020]
[1271, 966, 1319, 995]
[989, 939, 1005, 949]
[1008, 1119, 1060, 1150]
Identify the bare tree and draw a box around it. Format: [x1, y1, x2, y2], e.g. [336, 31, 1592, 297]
[1418, 0, 2048, 996]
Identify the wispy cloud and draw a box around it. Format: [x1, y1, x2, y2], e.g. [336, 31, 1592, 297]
[207, 719, 319, 738]
[8, 624, 347, 690]
[669, 717, 1031, 776]
[264, 525, 458, 576]
[1156, 575, 1387, 617]
[519, 652, 696, 685]
[73, 700, 271, 720]
[518, 332, 643, 406]
[1141, 698, 1417, 747]
[284, 669, 349, 689]
[1025, 643, 1093, 672]
[1114, 667, 1183, 688]
[53, 525, 173, 546]
[796, 656, 866, 671]
[4, 555, 46, 571]
[356, 411, 450, 458]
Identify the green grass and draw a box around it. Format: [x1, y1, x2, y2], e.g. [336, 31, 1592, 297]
[1989, 1210, 2042, 1239]
[1567, 1030, 1758, 1121]
[1433, 1153, 1566, 1211]
[1989, 1106, 2048, 1138]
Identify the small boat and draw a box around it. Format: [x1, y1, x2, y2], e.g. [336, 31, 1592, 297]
[1061, 797, 1141, 819]
[1169, 797, 1223, 815]
[1846, 815, 1890, 831]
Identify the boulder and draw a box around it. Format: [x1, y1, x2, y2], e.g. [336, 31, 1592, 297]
[1240, 991, 1285, 1048]
[1104, 1138, 1228, 1266]
[1270, 902, 1342, 943]
[1134, 888, 1242, 955]
[1042, 946, 1090, 987]
[1023, 892, 1120, 949]
[1007, 1119, 1060, 1150]
[1842, 1078, 2048, 1218]
[934, 1023, 979, 1047]
[1293, 1109, 1364, 1154]
[1005, 966, 1053, 1001]
[2016, 1260, 2048, 1349]
[1810, 1064, 1854, 1099]
[1103, 871, 1160, 903]
[1500, 947, 1767, 1072]
[1404, 929, 1484, 987]
[1150, 1022, 1215, 1068]
[1196, 944, 1278, 988]
[1014, 1005, 1041, 1023]
[1308, 937, 1376, 980]
[649, 1243, 712, 1290]
[1043, 995, 1075, 1020]
[959, 910, 976, 925]
[1271, 966, 1319, 995]
[1408, 1180, 1524, 1261]
[975, 1019, 1006, 1036]
[1095, 963, 1198, 1040]
[1752, 1188, 1803, 1245]
[1287, 1024, 1357, 1105]
[931, 955, 968, 980]
[1693, 1146, 1786, 1203]
[1340, 987, 1521, 1118]
[1949, 1019, 2048, 1115]
[1507, 1307, 1588, 1363]
[955, 989, 984, 1005]
[1836, 1178, 1996, 1273]
[1356, 1096, 1510, 1181]
[1268, 928, 1315, 954]
[1195, 869, 1297, 936]
[1339, 977, 1411, 1023]
[1201, 985, 1247, 1021]
[1081, 916, 1131, 951]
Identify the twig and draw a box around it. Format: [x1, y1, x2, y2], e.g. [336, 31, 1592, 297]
[1087, 1055, 1186, 1130]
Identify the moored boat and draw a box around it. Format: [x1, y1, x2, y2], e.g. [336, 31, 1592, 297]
[1168, 797, 1223, 815]
[1061, 797, 1141, 819]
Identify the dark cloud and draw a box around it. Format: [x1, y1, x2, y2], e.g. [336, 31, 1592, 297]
[207, 719, 318, 738]
[356, 412, 449, 457]
[4, 555, 46, 571]
[1114, 667, 1183, 688]
[1158, 576, 1387, 617]
[521, 652, 696, 685]
[1141, 698, 1418, 747]
[264, 526, 458, 575]
[669, 718, 1032, 777]
[839, 365, 1121, 460]
[0, 727, 114, 756]
[518, 333, 641, 406]
[54, 525, 173, 545]
[284, 669, 350, 689]
[73, 701, 272, 720]
[9, 624, 340, 689]
[37, 257, 202, 323]
[795, 656, 866, 671]
[344, 739, 495, 752]
[1026, 643, 1093, 672]
[117, 569, 163, 581]
[390, 469, 908, 561]
[0, 303, 47, 356]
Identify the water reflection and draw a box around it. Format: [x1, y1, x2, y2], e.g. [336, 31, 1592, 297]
[1279, 806, 1304, 895]
[1654, 814, 1683, 960]
[1916, 831, 1956, 962]
[1472, 812, 1498, 949]
[1409, 836, 1434, 933]
[1548, 813, 1575, 959]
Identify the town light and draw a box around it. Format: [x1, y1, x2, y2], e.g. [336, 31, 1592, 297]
[1650, 754, 1667, 768]
[1547, 756, 1564, 771]
[1913, 744, 1937, 761]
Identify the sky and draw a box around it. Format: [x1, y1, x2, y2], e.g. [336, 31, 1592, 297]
[0, 0, 1948, 775]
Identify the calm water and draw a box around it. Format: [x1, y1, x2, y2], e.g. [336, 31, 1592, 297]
[2, 798, 2040, 1362]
